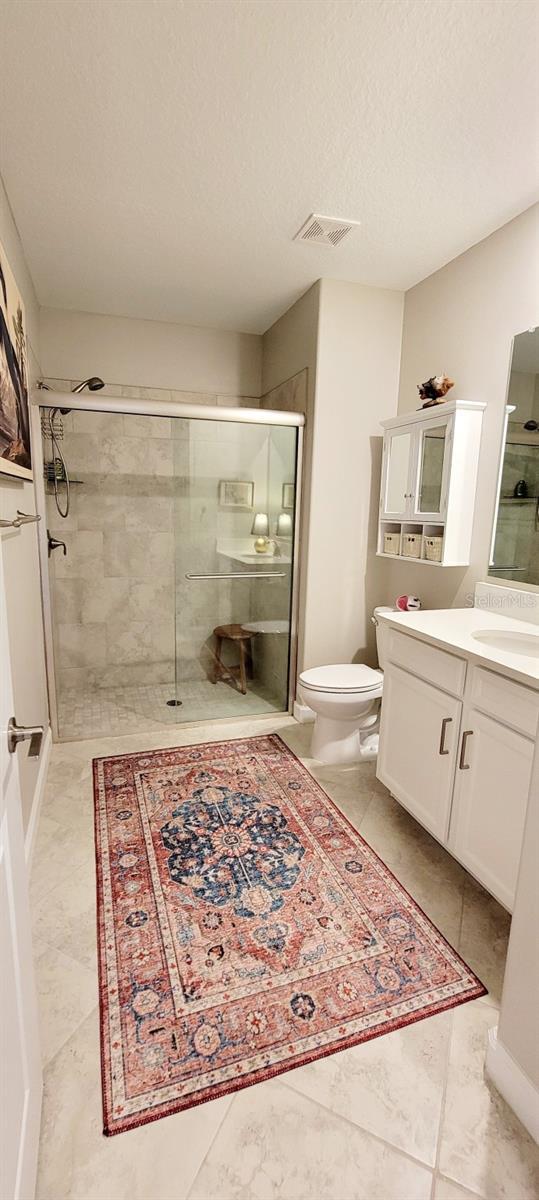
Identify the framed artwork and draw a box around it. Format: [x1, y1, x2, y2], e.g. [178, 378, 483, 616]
[0, 238, 32, 480]
[218, 479, 254, 509]
[282, 482, 294, 509]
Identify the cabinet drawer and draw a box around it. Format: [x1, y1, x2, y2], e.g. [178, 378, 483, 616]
[470, 666, 539, 739]
[386, 629, 466, 698]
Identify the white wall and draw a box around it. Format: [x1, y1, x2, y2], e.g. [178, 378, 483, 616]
[380, 204, 539, 612]
[305, 279, 403, 669]
[40, 307, 262, 397]
[262, 279, 404, 677]
[0, 175, 49, 832]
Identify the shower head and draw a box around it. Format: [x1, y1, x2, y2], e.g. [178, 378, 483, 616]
[71, 377, 105, 394]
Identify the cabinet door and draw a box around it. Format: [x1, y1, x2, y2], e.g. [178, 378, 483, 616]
[449, 709, 533, 911]
[377, 664, 462, 842]
[381, 428, 413, 519]
[411, 417, 451, 520]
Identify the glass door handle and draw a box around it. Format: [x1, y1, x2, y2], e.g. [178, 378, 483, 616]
[185, 571, 286, 580]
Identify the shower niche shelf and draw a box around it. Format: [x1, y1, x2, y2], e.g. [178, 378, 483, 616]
[377, 399, 486, 567]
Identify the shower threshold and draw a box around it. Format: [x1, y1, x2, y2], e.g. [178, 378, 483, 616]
[56, 679, 285, 741]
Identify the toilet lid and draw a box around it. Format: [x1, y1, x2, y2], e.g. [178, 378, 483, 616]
[299, 664, 383, 693]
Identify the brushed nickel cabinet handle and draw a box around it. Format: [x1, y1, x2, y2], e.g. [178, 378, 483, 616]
[459, 730, 473, 770]
[438, 717, 452, 756]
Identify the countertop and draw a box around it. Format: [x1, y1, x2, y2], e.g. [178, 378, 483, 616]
[380, 607, 539, 688]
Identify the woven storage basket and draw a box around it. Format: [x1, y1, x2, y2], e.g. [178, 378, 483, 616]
[383, 531, 401, 555]
[424, 535, 443, 562]
[402, 533, 421, 559]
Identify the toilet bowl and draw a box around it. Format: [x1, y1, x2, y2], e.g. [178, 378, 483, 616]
[298, 607, 393, 765]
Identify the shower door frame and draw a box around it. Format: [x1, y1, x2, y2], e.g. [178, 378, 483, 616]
[31, 392, 304, 741]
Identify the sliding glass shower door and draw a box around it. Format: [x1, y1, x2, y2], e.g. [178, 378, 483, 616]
[172, 416, 298, 721]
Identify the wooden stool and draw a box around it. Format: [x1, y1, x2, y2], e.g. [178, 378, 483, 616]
[212, 624, 254, 695]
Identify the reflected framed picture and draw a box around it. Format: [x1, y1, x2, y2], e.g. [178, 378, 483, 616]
[0, 238, 32, 479]
[218, 479, 254, 509]
[282, 482, 294, 509]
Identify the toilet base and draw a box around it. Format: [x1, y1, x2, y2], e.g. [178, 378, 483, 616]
[310, 716, 379, 765]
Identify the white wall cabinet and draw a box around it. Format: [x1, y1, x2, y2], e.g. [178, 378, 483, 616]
[378, 399, 485, 566]
[377, 633, 538, 911]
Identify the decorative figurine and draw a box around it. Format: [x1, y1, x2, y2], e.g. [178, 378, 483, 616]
[417, 374, 454, 408]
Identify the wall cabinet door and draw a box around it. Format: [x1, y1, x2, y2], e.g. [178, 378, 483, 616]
[381, 427, 414, 519]
[449, 708, 533, 911]
[377, 664, 462, 842]
[411, 416, 452, 521]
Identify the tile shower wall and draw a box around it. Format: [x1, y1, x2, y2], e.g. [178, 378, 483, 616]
[45, 405, 177, 694]
[44, 382, 257, 696]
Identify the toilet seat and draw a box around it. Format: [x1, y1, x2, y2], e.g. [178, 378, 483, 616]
[299, 663, 383, 694]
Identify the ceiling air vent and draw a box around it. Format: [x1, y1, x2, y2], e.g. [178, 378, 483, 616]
[293, 213, 360, 247]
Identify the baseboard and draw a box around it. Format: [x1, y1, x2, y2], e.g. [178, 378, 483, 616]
[486, 1026, 539, 1144]
[293, 700, 315, 723]
[24, 726, 52, 872]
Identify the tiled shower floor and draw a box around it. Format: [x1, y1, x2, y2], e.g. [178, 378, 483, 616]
[57, 679, 283, 740]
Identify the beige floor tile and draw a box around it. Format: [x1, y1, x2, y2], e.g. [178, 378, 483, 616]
[458, 876, 511, 1006]
[35, 946, 97, 1068]
[285, 1008, 452, 1167]
[433, 1176, 485, 1199]
[438, 1002, 539, 1199]
[188, 1079, 433, 1200]
[36, 1008, 233, 1200]
[360, 790, 464, 882]
[30, 814, 92, 907]
[33, 865, 97, 970]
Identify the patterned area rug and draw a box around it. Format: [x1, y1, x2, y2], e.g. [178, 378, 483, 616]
[94, 734, 485, 1135]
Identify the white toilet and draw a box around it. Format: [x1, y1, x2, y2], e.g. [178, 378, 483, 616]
[298, 606, 393, 765]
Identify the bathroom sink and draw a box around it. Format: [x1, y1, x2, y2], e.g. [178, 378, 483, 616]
[472, 629, 539, 657]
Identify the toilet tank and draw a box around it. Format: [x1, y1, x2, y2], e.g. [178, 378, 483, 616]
[373, 606, 394, 670]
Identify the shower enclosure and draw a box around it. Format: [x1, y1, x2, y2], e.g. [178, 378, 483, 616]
[33, 393, 303, 741]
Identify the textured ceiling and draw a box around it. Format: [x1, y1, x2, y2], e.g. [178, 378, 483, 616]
[0, 0, 537, 333]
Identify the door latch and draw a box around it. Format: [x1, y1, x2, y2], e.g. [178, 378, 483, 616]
[7, 717, 44, 758]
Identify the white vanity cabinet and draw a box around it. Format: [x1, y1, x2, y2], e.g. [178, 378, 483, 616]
[448, 708, 534, 910]
[378, 665, 462, 842]
[378, 399, 485, 566]
[377, 629, 538, 911]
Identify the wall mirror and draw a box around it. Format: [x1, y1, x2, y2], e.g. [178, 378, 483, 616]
[490, 327, 539, 585]
[417, 421, 448, 514]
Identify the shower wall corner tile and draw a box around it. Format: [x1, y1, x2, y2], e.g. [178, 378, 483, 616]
[123, 414, 172, 439]
[79, 578, 130, 625]
[52, 531, 104, 581]
[57, 623, 107, 670]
